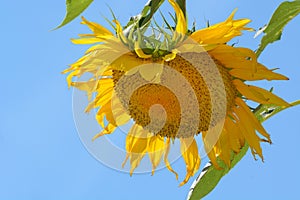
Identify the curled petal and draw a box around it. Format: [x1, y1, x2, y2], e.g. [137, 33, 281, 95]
[168, 0, 187, 35]
[134, 42, 152, 59]
[179, 137, 201, 186]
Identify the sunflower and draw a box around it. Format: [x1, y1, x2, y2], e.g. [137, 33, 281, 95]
[64, 0, 290, 186]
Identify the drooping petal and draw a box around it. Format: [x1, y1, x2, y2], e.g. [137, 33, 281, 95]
[147, 135, 165, 175]
[73, 78, 114, 104]
[95, 101, 115, 128]
[233, 106, 263, 160]
[202, 131, 220, 169]
[164, 138, 179, 180]
[179, 137, 201, 186]
[229, 63, 289, 81]
[224, 116, 244, 153]
[92, 98, 118, 141]
[216, 130, 231, 167]
[233, 79, 290, 106]
[235, 98, 271, 142]
[93, 95, 130, 130]
[123, 124, 150, 175]
[91, 87, 113, 109]
[110, 95, 131, 127]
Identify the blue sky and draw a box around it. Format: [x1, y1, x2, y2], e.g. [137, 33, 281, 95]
[1, 0, 300, 199]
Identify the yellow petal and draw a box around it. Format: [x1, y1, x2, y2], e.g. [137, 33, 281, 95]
[63, 54, 89, 74]
[233, 79, 290, 106]
[110, 53, 148, 72]
[93, 88, 113, 108]
[65, 71, 79, 88]
[71, 80, 97, 92]
[94, 101, 114, 127]
[229, 64, 289, 81]
[179, 137, 201, 186]
[71, 80, 97, 100]
[202, 131, 221, 169]
[93, 94, 127, 133]
[96, 78, 114, 92]
[162, 50, 178, 62]
[114, 20, 128, 44]
[164, 138, 179, 180]
[210, 45, 257, 72]
[134, 42, 152, 59]
[85, 43, 110, 54]
[71, 17, 113, 44]
[148, 135, 165, 175]
[217, 130, 231, 167]
[88, 86, 113, 111]
[168, 0, 187, 35]
[81, 16, 113, 38]
[224, 116, 244, 153]
[190, 9, 251, 44]
[235, 98, 271, 142]
[92, 123, 116, 141]
[71, 37, 105, 45]
[123, 124, 150, 175]
[110, 95, 131, 126]
[233, 106, 263, 160]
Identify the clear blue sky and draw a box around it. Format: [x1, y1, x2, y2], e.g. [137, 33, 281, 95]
[1, 0, 300, 199]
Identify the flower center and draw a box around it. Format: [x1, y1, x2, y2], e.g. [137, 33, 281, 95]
[112, 52, 237, 138]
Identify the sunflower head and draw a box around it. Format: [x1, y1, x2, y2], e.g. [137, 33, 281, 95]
[65, 0, 289, 186]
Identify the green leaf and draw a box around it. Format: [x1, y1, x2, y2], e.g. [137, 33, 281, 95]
[55, 0, 94, 29]
[187, 100, 300, 200]
[256, 0, 300, 56]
